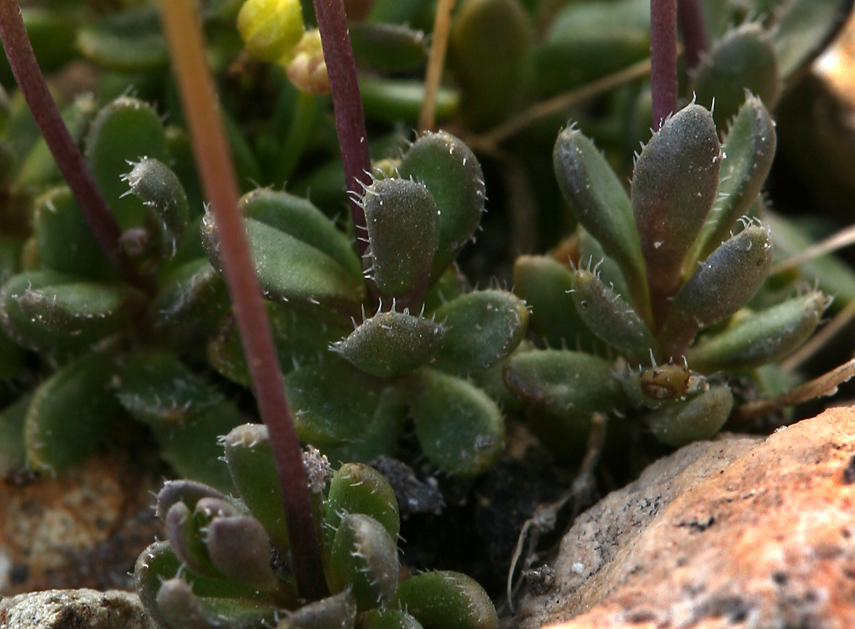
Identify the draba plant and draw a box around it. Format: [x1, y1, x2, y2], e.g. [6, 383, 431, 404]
[0, 0, 526, 484]
[506, 95, 833, 454]
[135, 426, 499, 629]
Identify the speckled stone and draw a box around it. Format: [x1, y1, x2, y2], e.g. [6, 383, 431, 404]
[0, 450, 163, 595]
[0, 589, 156, 629]
[518, 406, 855, 629]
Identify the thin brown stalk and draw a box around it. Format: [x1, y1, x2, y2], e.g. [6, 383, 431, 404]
[471, 56, 654, 150]
[312, 0, 372, 261]
[419, 0, 456, 133]
[650, 0, 678, 129]
[771, 223, 855, 276]
[732, 357, 855, 423]
[157, 0, 326, 601]
[0, 0, 146, 291]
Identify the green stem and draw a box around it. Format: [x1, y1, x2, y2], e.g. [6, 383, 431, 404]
[274, 90, 319, 185]
[0, 0, 147, 291]
[157, 0, 326, 602]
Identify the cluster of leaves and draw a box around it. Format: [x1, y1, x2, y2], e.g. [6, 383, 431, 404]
[136, 426, 498, 629]
[508, 97, 830, 453]
[0, 80, 525, 483]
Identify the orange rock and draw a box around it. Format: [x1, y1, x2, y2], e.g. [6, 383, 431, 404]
[519, 407, 855, 629]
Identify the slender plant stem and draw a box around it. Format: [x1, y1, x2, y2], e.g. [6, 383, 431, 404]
[419, 0, 456, 133]
[157, 0, 326, 602]
[471, 56, 655, 150]
[311, 0, 372, 261]
[676, 0, 707, 71]
[650, 0, 678, 129]
[0, 0, 146, 291]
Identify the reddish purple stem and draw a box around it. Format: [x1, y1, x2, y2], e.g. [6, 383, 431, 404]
[650, 0, 678, 130]
[311, 0, 372, 260]
[0, 0, 146, 290]
[677, 0, 707, 71]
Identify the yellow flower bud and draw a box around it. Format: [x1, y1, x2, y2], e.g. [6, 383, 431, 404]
[237, 0, 305, 62]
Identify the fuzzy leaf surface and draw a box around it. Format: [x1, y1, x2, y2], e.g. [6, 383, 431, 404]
[362, 177, 440, 300]
[553, 126, 649, 319]
[688, 292, 827, 372]
[431, 289, 529, 375]
[660, 224, 773, 357]
[410, 368, 504, 476]
[684, 96, 777, 273]
[388, 571, 498, 629]
[398, 131, 485, 281]
[632, 104, 721, 307]
[646, 384, 733, 447]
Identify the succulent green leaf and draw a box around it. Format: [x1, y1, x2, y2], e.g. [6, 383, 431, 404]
[632, 104, 721, 306]
[449, 0, 532, 127]
[123, 158, 189, 258]
[570, 266, 657, 362]
[206, 515, 279, 591]
[320, 386, 407, 464]
[388, 571, 498, 629]
[361, 177, 440, 300]
[329, 513, 399, 610]
[33, 186, 117, 282]
[503, 349, 625, 419]
[165, 501, 220, 578]
[155, 578, 278, 629]
[576, 228, 631, 303]
[410, 368, 504, 476]
[688, 292, 827, 372]
[16, 94, 98, 188]
[24, 351, 120, 472]
[398, 131, 486, 282]
[332, 310, 445, 378]
[349, 22, 427, 71]
[116, 350, 224, 423]
[281, 590, 357, 629]
[422, 265, 468, 315]
[77, 7, 169, 71]
[361, 609, 425, 629]
[0, 394, 31, 474]
[660, 223, 773, 358]
[150, 258, 230, 348]
[366, 0, 433, 25]
[240, 188, 362, 282]
[684, 96, 777, 273]
[553, 126, 649, 320]
[0, 271, 137, 353]
[285, 357, 390, 447]
[431, 289, 529, 374]
[222, 423, 292, 555]
[85, 96, 169, 229]
[360, 77, 460, 126]
[692, 24, 779, 128]
[512, 255, 597, 351]
[645, 384, 733, 447]
[323, 462, 400, 555]
[202, 214, 363, 326]
[209, 302, 348, 385]
[533, 0, 649, 96]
